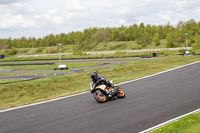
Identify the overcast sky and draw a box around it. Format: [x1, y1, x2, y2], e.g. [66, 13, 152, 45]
[0, 0, 200, 39]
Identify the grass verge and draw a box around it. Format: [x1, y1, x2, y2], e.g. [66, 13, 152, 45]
[149, 112, 200, 133]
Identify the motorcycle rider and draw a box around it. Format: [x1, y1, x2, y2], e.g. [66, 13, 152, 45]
[90, 72, 112, 95]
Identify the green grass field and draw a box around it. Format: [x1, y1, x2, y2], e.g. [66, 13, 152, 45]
[150, 112, 200, 133]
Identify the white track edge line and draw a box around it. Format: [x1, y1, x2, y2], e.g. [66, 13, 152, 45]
[1, 60, 200, 113]
[139, 108, 200, 133]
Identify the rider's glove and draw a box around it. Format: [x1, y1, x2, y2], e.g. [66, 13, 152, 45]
[92, 83, 96, 90]
[90, 83, 96, 92]
[106, 80, 111, 86]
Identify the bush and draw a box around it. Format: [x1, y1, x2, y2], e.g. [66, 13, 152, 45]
[7, 48, 16, 55]
[131, 44, 142, 50]
[179, 49, 187, 54]
[21, 49, 29, 53]
[36, 47, 44, 53]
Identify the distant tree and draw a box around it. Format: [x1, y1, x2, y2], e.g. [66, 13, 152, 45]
[111, 28, 119, 41]
[156, 25, 164, 39]
[124, 26, 133, 41]
[132, 24, 138, 41]
[153, 33, 160, 46]
[192, 33, 200, 53]
[74, 32, 83, 45]
[143, 24, 152, 45]
[92, 30, 110, 43]
[137, 23, 147, 45]
[0, 19, 200, 51]
[167, 33, 174, 48]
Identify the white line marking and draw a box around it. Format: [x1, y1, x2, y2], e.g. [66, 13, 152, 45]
[139, 108, 200, 133]
[0, 61, 200, 114]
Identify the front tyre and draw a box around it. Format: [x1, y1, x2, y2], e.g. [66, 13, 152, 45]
[93, 89, 108, 103]
[115, 86, 125, 98]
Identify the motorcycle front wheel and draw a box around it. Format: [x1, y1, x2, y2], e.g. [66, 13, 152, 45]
[115, 86, 126, 98]
[93, 89, 108, 103]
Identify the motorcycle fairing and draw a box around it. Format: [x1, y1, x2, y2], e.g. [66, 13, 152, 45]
[96, 85, 106, 91]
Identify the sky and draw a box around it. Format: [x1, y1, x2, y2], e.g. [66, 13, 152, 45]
[0, 0, 200, 39]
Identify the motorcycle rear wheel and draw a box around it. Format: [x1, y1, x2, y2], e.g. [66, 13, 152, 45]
[115, 86, 126, 98]
[94, 89, 108, 103]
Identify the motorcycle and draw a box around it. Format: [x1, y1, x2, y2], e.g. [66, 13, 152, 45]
[90, 80, 125, 103]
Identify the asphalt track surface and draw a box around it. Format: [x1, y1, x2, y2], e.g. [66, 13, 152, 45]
[0, 62, 200, 133]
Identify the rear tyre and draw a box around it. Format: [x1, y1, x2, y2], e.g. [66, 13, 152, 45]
[93, 89, 108, 103]
[115, 86, 125, 98]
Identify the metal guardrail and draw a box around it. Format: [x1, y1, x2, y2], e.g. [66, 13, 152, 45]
[17, 47, 191, 57]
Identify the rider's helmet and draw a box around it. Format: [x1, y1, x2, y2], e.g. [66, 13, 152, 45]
[90, 72, 98, 81]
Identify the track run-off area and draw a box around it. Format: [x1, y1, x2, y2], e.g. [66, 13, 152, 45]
[0, 61, 200, 133]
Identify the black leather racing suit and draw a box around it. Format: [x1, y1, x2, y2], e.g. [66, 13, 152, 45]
[91, 75, 108, 93]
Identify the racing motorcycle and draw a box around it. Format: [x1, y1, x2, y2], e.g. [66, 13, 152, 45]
[90, 80, 125, 103]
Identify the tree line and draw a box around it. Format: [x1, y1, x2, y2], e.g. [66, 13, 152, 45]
[0, 19, 200, 51]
